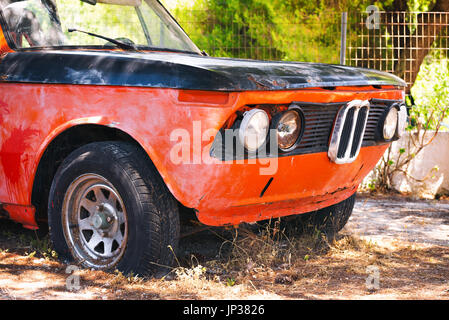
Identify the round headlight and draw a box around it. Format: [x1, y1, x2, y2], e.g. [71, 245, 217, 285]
[275, 110, 302, 151]
[383, 107, 398, 140]
[239, 109, 270, 152]
[397, 104, 407, 138]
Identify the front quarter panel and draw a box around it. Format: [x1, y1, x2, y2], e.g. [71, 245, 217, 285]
[0, 82, 239, 207]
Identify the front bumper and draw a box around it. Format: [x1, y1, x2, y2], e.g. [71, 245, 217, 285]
[192, 144, 388, 226]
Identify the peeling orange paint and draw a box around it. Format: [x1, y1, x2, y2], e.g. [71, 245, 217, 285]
[0, 81, 402, 227]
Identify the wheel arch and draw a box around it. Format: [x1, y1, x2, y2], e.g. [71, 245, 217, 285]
[31, 123, 179, 226]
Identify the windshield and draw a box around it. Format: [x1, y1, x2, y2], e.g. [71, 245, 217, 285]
[1, 0, 201, 53]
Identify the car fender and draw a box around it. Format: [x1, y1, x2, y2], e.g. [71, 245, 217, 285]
[31, 116, 184, 208]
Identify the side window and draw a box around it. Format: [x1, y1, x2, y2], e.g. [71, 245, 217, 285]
[2, 0, 65, 48]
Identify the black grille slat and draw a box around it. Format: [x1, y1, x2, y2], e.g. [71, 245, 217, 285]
[302, 129, 333, 136]
[337, 108, 355, 158]
[362, 103, 387, 142]
[290, 104, 339, 153]
[350, 107, 369, 157]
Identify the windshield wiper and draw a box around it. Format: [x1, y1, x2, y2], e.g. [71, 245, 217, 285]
[68, 28, 137, 51]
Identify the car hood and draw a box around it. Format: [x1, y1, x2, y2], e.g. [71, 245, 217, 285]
[0, 50, 406, 91]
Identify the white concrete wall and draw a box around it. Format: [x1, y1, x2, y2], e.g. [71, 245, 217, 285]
[365, 131, 449, 198]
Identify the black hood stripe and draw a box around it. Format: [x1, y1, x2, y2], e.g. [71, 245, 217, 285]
[0, 50, 406, 91]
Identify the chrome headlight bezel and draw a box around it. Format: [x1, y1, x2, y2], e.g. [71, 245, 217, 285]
[271, 105, 305, 152]
[382, 106, 399, 141]
[238, 108, 270, 152]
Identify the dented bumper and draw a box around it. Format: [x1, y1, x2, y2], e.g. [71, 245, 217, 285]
[191, 144, 388, 226]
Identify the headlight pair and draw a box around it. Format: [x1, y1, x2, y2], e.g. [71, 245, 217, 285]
[382, 104, 407, 141]
[238, 107, 304, 152]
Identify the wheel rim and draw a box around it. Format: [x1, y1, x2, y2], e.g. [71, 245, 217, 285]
[62, 174, 128, 269]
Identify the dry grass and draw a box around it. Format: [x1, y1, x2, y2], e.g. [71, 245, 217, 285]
[0, 218, 448, 299]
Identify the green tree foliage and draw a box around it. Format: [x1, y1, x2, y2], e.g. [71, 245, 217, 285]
[174, 0, 342, 62]
[411, 55, 449, 130]
[173, 0, 282, 60]
[172, 0, 426, 63]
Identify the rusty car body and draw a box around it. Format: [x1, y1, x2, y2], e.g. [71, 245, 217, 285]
[0, 0, 407, 274]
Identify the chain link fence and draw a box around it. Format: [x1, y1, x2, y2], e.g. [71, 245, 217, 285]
[175, 9, 449, 92]
[346, 11, 449, 91]
[175, 9, 342, 63]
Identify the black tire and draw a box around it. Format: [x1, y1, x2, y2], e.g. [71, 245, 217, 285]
[286, 194, 356, 239]
[48, 141, 179, 276]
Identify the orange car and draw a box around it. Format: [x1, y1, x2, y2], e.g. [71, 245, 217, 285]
[0, 0, 406, 275]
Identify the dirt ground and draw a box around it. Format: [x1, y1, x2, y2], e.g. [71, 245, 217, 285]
[0, 193, 448, 300]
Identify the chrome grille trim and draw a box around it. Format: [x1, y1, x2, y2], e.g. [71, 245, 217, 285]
[328, 100, 370, 164]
